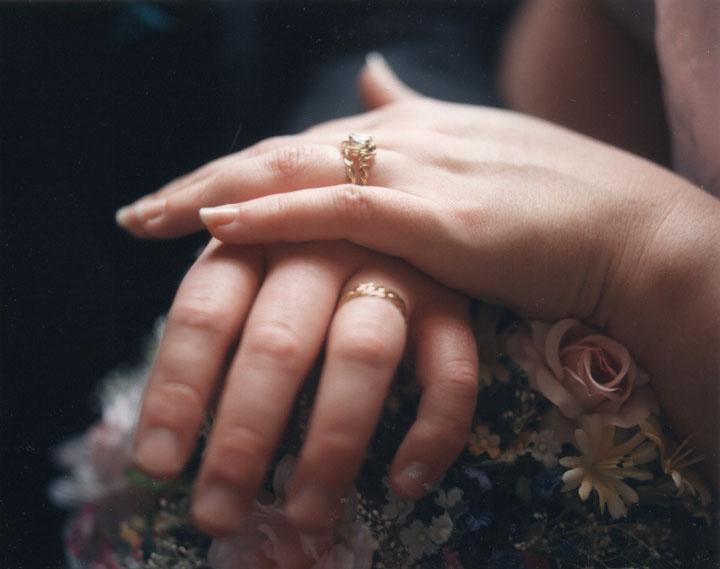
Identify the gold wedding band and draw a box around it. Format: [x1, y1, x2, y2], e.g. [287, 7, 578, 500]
[341, 133, 376, 185]
[338, 282, 407, 321]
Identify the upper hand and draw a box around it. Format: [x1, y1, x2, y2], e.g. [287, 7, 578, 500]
[116, 54, 675, 325]
[121, 55, 720, 483]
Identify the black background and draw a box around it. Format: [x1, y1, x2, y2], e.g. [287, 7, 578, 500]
[1, 3, 514, 566]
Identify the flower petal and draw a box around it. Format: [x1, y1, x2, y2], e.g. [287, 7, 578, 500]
[543, 318, 578, 379]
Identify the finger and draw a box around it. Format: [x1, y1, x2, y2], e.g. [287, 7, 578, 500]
[133, 241, 263, 478]
[286, 272, 410, 532]
[191, 244, 352, 534]
[390, 295, 478, 500]
[359, 52, 421, 109]
[115, 153, 243, 236]
[199, 186, 447, 281]
[117, 142, 347, 239]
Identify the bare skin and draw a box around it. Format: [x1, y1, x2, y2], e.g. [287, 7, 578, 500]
[131, 237, 479, 535]
[119, 2, 719, 535]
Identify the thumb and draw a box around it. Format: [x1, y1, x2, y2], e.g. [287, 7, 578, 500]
[359, 52, 420, 109]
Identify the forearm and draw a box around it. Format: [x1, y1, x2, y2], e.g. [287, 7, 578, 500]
[600, 173, 720, 484]
[499, 0, 669, 165]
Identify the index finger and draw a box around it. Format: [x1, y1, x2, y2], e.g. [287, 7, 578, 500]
[133, 241, 263, 478]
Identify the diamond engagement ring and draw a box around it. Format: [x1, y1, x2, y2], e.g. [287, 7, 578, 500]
[342, 133, 376, 185]
[338, 282, 407, 322]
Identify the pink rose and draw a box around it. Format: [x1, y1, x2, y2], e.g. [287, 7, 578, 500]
[208, 457, 377, 569]
[509, 318, 658, 427]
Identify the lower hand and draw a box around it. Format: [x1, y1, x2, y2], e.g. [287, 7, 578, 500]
[133, 239, 478, 534]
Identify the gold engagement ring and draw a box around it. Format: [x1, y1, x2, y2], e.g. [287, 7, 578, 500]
[341, 133, 376, 185]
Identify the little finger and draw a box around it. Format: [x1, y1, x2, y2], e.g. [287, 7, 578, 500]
[390, 294, 478, 499]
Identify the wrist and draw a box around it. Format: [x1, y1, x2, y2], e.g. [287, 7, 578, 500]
[597, 173, 720, 482]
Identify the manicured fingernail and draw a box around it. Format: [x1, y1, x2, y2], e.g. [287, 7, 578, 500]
[365, 51, 386, 66]
[134, 428, 182, 475]
[115, 205, 133, 228]
[287, 482, 339, 530]
[193, 482, 246, 532]
[393, 461, 432, 496]
[136, 198, 166, 222]
[199, 206, 240, 227]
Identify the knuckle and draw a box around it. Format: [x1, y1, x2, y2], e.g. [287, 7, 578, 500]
[415, 412, 472, 455]
[250, 135, 289, 157]
[437, 360, 480, 398]
[263, 194, 287, 225]
[265, 144, 315, 180]
[335, 184, 374, 225]
[143, 379, 205, 428]
[243, 320, 304, 365]
[208, 424, 273, 478]
[435, 360, 478, 405]
[170, 295, 230, 338]
[334, 322, 398, 368]
[311, 429, 364, 464]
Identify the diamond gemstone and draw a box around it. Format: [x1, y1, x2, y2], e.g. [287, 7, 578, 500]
[348, 133, 372, 148]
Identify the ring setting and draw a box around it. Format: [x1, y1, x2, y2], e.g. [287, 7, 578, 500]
[338, 282, 407, 321]
[342, 133, 376, 185]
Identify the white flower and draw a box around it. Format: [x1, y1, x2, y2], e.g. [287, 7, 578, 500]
[50, 368, 148, 507]
[434, 487, 463, 510]
[559, 415, 655, 519]
[526, 430, 562, 468]
[209, 455, 377, 569]
[50, 319, 166, 509]
[429, 512, 453, 545]
[381, 489, 414, 523]
[640, 418, 711, 506]
[400, 520, 438, 560]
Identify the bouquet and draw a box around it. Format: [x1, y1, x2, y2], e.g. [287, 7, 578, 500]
[50, 305, 718, 568]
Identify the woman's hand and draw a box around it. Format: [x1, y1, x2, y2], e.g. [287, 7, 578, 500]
[133, 239, 478, 534]
[116, 55, 689, 323]
[121, 56, 720, 481]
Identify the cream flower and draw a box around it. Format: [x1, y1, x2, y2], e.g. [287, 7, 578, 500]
[434, 487, 463, 510]
[399, 520, 438, 560]
[382, 489, 415, 524]
[559, 415, 656, 518]
[526, 430, 562, 468]
[468, 425, 501, 459]
[429, 513, 453, 545]
[640, 417, 711, 506]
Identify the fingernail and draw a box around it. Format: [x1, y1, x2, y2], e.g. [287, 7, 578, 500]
[115, 205, 133, 228]
[136, 198, 166, 222]
[393, 461, 432, 497]
[365, 51, 387, 66]
[199, 205, 240, 227]
[287, 481, 339, 530]
[134, 428, 183, 475]
[193, 482, 246, 532]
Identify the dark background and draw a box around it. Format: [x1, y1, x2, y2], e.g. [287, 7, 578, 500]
[1, 2, 515, 566]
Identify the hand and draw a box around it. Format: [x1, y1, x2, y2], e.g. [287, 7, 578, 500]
[121, 55, 720, 481]
[133, 239, 478, 534]
[116, 54, 673, 322]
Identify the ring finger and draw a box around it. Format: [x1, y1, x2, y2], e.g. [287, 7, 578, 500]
[285, 272, 411, 532]
[117, 132, 404, 239]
